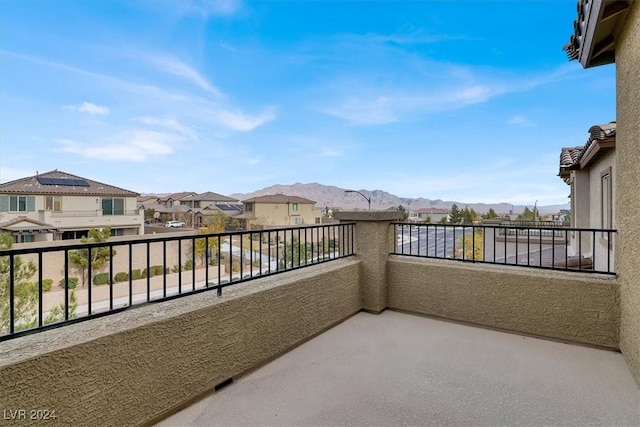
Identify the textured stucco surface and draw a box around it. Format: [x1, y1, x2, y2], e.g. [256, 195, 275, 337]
[617, 0, 640, 383]
[388, 257, 619, 348]
[335, 212, 402, 313]
[0, 259, 360, 427]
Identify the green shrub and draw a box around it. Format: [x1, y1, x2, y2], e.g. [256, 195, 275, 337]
[183, 259, 193, 271]
[172, 265, 180, 273]
[232, 261, 240, 272]
[42, 278, 53, 292]
[93, 272, 111, 286]
[131, 269, 142, 280]
[151, 265, 164, 276]
[141, 268, 150, 278]
[59, 277, 79, 289]
[114, 272, 129, 282]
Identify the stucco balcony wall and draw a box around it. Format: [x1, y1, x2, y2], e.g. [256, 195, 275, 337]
[388, 256, 619, 348]
[0, 259, 361, 427]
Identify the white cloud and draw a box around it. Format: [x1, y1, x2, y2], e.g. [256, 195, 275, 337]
[353, 29, 467, 45]
[144, 54, 221, 95]
[65, 101, 110, 115]
[56, 130, 179, 161]
[177, 0, 242, 17]
[134, 116, 197, 139]
[321, 147, 344, 157]
[212, 107, 276, 131]
[507, 115, 536, 127]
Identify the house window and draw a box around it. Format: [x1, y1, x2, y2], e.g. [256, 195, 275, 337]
[17, 234, 34, 243]
[292, 203, 299, 212]
[601, 169, 612, 229]
[102, 197, 125, 215]
[110, 228, 124, 237]
[294, 217, 303, 225]
[245, 203, 253, 212]
[0, 195, 35, 212]
[45, 196, 62, 212]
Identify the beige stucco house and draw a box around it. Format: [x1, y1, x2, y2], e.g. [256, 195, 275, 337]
[0, 170, 142, 242]
[564, 0, 640, 383]
[241, 194, 318, 228]
[408, 208, 449, 223]
[559, 122, 616, 271]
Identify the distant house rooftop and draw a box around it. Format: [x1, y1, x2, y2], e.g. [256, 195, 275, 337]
[0, 170, 138, 197]
[243, 194, 316, 204]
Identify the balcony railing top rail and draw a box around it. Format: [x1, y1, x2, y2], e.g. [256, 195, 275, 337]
[0, 223, 355, 342]
[392, 222, 616, 275]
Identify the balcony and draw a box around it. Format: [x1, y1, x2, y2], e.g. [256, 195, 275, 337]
[0, 213, 637, 426]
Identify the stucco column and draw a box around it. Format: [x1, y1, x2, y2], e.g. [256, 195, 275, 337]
[334, 211, 402, 313]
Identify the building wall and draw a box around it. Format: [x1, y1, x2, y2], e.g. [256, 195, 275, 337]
[586, 150, 616, 271]
[254, 202, 318, 226]
[0, 260, 361, 427]
[388, 257, 619, 348]
[615, 0, 640, 383]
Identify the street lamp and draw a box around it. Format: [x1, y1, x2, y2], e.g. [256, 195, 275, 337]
[345, 190, 371, 211]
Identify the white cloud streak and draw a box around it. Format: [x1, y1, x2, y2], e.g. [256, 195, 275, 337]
[211, 107, 276, 131]
[64, 101, 110, 115]
[508, 115, 536, 127]
[56, 130, 178, 161]
[143, 54, 221, 95]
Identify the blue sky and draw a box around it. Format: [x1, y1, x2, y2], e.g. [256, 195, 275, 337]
[0, 0, 615, 205]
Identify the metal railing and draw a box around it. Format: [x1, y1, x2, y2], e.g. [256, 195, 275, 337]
[0, 223, 354, 341]
[392, 223, 616, 275]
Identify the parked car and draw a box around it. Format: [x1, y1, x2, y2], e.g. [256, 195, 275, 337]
[165, 220, 186, 228]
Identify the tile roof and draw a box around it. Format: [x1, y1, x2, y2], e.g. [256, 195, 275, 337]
[181, 192, 238, 202]
[559, 121, 616, 178]
[563, 0, 630, 68]
[0, 216, 58, 232]
[242, 194, 316, 204]
[560, 147, 585, 169]
[159, 192, 196, 201]
[0, 170, 139, 197]
[413, 208, 449, 215]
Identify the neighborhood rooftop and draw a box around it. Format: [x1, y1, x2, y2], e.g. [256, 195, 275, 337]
[242, 194, 316, 204]
[0, 170, 139, 197]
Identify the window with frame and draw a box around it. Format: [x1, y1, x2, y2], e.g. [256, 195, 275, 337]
[0, 195, 36, 212]
[245, 203, 253, 212]
[102, 197, 125, 215]
[294, 217, 303, 225]
[292, 203, 299, 212]
[601, 169, 612, 229]
[45, 196, 62, 212]
[110, 228, 124, 237]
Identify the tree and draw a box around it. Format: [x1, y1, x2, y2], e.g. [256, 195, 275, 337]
[195, 213, 228, 266]
[482, 208, 498, 220]
[144, 208, 156, 220]
[69, 227, 115, 287]
[1, 233, 76, 335]
[449, 204, 463, 224]
[397, 205, 409, 221]
[279, 237, 312, 269]
[517, 207, 537, 221]
[462, 207, 479, 224]
[423, 216, 432, 224]
[456, 229, 484, 261]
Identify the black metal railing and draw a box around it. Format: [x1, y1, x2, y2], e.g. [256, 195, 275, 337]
[0, 223, 354, 341]
[392, 223, 616, 275]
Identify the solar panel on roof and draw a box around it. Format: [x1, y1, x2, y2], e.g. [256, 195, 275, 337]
[37, 177, 90, 186]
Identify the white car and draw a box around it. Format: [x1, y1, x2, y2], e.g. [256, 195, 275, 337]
[165, 220, 186, 228]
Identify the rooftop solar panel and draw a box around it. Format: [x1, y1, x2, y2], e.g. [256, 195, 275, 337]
[37, 177, 90, 186]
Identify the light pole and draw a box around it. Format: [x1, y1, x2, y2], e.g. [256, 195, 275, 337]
[345, 190, 371, 211]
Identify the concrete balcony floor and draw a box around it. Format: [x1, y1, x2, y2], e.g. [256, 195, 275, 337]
[157, 311, 640, 426]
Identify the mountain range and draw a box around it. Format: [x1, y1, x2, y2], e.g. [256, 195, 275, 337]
[229, 183, 568, 214]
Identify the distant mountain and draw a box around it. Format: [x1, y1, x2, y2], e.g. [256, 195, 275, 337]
[230, 183, 568, 214]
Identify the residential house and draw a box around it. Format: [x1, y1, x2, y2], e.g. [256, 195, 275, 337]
[409, 208, 449, 223]
[0, 170, 142, 242]
[180, 192, 239, 209]
[559, 122, 616, 270]
[564, 0, 640, 382]
[158, 192, 196, 208]
[240, 194, 318, 228]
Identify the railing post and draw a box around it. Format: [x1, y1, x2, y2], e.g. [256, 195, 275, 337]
[334, 211, 402, 314]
